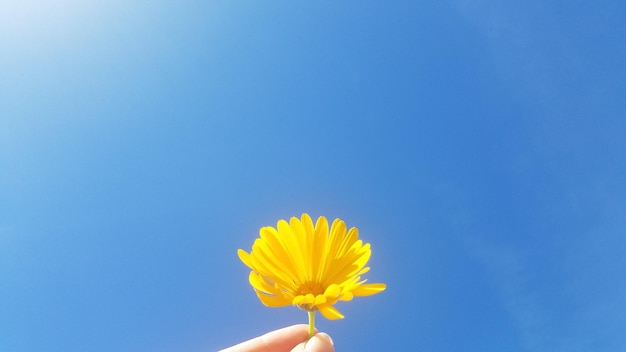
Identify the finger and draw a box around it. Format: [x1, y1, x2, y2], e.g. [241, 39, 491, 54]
[290, 333, 334, 352]
[220, 324, 311, 352]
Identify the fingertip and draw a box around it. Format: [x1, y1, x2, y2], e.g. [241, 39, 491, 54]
[304, 333, 334, 352]
[314, 333, 333, 346]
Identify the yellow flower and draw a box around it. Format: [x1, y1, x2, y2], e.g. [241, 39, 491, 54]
[238, 213, 386, 333]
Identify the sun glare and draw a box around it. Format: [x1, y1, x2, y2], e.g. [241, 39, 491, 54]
[0, 1, 106, 45]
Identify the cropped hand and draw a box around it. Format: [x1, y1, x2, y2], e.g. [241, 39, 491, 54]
[219, 324, 334, 352]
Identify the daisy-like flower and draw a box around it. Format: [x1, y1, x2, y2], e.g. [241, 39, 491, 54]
[238, 213, 386, 336]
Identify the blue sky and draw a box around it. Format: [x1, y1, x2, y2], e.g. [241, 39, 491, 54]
[1, 1, 625, 351]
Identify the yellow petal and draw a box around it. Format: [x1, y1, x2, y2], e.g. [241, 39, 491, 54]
[352, 283, 386, 296]
[356, 267, 371, 276]
[336, 227, 358, 257]
[258, 227, 300, 282]
[238, 249, 252, 268]
[248, 272, 276, 294]
[340, 291, 354, 301]
[300, 214, 315, 280]
[256, 292, 290, 307]
[290, 216, 310, 279]
[328, 219, 347, 256]
[323, 284, 341, 297]
[303, 293, 316, 304]
[252, 240, 298, 286]
[302, 214, 315, 237]
[277, 220, 306, 280]
[292, 295, 305, 306]
[314, 294, 327, 305]
[318, 304, 344, 320]
[313, 216, 329, 282]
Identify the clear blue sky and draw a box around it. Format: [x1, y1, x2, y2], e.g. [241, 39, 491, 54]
[1, 1, 625, 351]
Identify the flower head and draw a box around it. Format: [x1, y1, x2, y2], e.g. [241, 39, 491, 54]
[238, 213, 386, 321]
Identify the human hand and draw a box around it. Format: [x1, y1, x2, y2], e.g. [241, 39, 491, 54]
[219, 324, 335, 352]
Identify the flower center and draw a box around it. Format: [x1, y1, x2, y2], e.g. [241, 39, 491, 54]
[295, 281, 325, 296]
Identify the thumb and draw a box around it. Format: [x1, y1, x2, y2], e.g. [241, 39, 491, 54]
[290, 333, 335, 352]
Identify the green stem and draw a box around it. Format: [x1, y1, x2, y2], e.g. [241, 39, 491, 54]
[308, 310, 316, 338]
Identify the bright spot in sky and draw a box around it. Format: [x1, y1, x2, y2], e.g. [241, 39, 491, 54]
[0, 0, 112, 50]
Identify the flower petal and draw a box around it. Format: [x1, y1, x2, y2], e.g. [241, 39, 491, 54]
[248, 272, 276, 294]
[238, 249, 252, 268]
[323, 284, 341, 298]
[302, 293, 315, 305]
[292, 295, 305, 306]
[318, 304, 345, 320]
[314, 294, 327, 305]
[352, 283, 387, 296]
[340, 291, 354, 301]
[313, 216, 329, 282]
[277, 220, 306, 281]
[256, 292, 290, 307]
